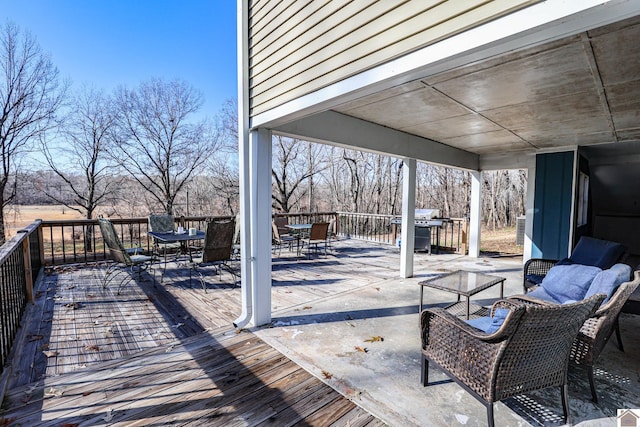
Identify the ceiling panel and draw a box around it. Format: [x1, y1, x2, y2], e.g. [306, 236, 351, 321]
[590, 19, 640, 86]
[439, 130, 528, 150]
[607, 81, 640, 131]
[400, 113, 503, 140]
[336, 85, 469, 129]
[429, 42, 595, 112]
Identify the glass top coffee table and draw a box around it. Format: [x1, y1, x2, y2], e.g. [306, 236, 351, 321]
[418, 270, 506, 319]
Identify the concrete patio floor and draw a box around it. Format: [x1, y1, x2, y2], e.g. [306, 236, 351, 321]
[254, 239, 640, 426]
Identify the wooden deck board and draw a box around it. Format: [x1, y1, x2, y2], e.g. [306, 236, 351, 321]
[0, 245, 391, 425]
[2, 329, 379, 426]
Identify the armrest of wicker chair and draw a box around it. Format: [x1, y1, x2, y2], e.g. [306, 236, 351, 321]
[523, 258, 558, 292]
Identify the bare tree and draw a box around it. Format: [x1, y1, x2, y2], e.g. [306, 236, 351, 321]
[111, 78, 216, 214]
[41, 87, 117, 219]
[0, 22, 67, 242]
[272, 136, 324, 213]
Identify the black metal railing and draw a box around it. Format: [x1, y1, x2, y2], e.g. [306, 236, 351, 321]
[0, 220, 40, 377]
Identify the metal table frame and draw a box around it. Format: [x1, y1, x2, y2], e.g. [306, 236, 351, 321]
[418, 270, 505, 319]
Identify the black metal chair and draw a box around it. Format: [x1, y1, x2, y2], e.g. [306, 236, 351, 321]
[98, 218, 154, 294]
[190, 218, 237, 291]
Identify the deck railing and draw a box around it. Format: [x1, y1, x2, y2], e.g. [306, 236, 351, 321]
[37, 212, 467, 265]
[0, 221, 41, 378]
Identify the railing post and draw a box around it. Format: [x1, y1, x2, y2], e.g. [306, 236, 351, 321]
[36, 219, 45, 265]
[21, 238, 34, 303]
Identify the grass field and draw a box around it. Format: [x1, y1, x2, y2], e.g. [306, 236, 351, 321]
[6, 205, 84, 236]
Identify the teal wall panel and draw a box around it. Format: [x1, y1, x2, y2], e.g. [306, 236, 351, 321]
[532, 152, 574, 259]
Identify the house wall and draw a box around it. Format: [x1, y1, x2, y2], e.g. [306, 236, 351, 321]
[248, 0, 541, 118]
[590, 163, 640, 256]
[531, 152, 574, 260]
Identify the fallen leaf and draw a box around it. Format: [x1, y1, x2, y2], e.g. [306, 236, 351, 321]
[84, 345, 100, 352]
[322, 370, 333, 379]
[41, 343, 50, 350]
[354, 346, 368, 353]
[65, 302, 79, 310]
[82, 391, 93, 397]
[43, 350, 58, 358]
[303, 306, 312, 310]
[364, 336, 384, 343]
[375, 287, 381, 291]
[28, 334, 44, 341]
[61, 423, 78, 427]
[45, 386, 63, 397]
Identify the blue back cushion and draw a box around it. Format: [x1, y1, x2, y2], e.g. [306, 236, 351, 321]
[569, 236, 626, 269]
[584, 263, 632, 303]
[541, 264, 601, 303]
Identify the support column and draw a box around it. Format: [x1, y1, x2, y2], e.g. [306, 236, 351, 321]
[400, 158, 416, 278]
[249, 128, 273, 326]
[468, 171, 482, 258]
[523, 165, 536, 263]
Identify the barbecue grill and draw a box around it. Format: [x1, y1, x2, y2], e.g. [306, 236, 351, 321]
[391, 209, 443, 253]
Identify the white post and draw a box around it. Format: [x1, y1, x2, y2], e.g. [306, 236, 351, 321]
[469, 171, 482, 258]
[400, 158, 416, 278]
[523, 165, 536, 263]
[249, 128, 273, 326]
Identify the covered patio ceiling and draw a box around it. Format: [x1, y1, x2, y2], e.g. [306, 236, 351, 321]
[270, 13, 640, 171]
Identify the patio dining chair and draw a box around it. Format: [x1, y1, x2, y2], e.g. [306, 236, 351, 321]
[299, 222, 329, 258]
[421, 294, 604, 427]
[190, 218, 237, 291]
[272, 220, 299, 256]
[98, 218, 155, 294]
[149, 214, 182, 262]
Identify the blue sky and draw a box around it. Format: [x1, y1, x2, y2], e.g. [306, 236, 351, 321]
[0, 0, 238, 119]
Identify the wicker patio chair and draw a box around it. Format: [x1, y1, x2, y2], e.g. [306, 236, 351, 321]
[190, 218, 237, 291]
[98, 218, 154, 294]
[512, 270, 640, 403]
[523, 236, 627, 293]
[421, 294, 604, 427]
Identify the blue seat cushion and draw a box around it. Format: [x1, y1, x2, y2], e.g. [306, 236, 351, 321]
[527, 287, 562, 304]
[569, 236, 626, 269]
[584, 263, 632, 303]
[466, 308, 510, 334]
[540, 264, 601, 303]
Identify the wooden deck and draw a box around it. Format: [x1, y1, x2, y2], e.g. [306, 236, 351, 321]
[1, 247, 391, 426]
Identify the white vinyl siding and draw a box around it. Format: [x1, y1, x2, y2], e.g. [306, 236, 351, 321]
[248, 0, 541, 117]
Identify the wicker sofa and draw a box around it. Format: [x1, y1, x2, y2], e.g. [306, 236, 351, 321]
[420, 294, 603, 427]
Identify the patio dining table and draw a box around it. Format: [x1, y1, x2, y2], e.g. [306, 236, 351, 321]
[149, 230, 206, 267]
